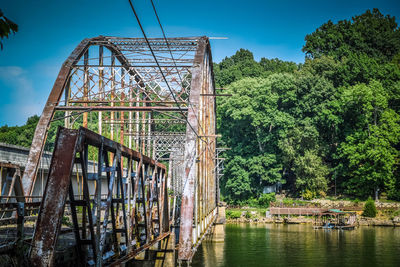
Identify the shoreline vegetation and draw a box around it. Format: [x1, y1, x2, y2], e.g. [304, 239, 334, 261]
[224, 197, 400, 227]
[226, 216, 400, 227]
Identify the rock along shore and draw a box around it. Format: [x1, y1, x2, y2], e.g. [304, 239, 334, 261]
[226, 216, 400, 227]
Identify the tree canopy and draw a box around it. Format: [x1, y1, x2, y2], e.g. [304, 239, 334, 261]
[302, 8, 400, 62]
[216, 8, 400, 203]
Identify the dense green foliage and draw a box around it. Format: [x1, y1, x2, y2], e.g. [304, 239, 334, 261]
[217, 9, 400, 204]
[0, 116, 39, 147]
[226, 210, 242, 219]
[302, 8, 400, 61]
[362, 197, 377, 217]
[257, 193, 276, 207]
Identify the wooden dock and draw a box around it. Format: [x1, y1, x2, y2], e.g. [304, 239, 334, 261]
[270, 207, 328, 216]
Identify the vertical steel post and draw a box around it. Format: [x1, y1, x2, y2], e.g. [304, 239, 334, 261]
[98, 45, 104, 136]
[178, 37, 207, 260]
[162, 169, 169, 233]
[30, 128, 79, 266]
[16, 202, 25, 267]
[120, 68, 126, 148]
[95, 145, 103, 266]
[83, 49, 89, 128]
[111, 52, 115, 142]
[64, 78, 71, 129]
[128, 77, 133, 149]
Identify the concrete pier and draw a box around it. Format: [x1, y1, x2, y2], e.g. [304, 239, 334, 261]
[212, 206, 226, 242]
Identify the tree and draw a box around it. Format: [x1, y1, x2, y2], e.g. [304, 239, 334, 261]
[337, 81, 400, 197]
[214, 49, 298, 87]
[0, 9, 18, 50]
[0, 115, 39, 147]
[259, 57, 298, 74]
[302, 8, 400, 62]
[362, 197, 377, 217]
[218, 76, 292, 202]
[294, 151, 329, 194]
[279, 121, 329, 195]
[222, 156, 252, 204]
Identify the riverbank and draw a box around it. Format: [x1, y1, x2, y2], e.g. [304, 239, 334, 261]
[225, 203, 400, 226]
[226, 216, 400, 227]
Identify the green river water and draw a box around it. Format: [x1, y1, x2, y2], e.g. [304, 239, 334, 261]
[191, 224, 400, 267]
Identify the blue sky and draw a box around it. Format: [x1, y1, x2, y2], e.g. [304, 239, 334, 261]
[1, 0, 400, 126]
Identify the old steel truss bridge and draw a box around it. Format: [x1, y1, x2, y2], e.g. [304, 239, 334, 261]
[0, 36, 220, 266]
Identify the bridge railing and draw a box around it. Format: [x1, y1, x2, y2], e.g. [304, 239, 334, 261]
[30, 126, 169, 266]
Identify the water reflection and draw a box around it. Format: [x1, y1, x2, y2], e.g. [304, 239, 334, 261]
[192, 224, 400, 267]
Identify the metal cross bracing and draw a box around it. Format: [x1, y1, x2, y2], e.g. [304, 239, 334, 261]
[0, 163, 41, 266]
[128, 132, 185, 161]
[30, 126, 170, 266]
[18, 35, 219, 264]
[215, 148, 228, 182]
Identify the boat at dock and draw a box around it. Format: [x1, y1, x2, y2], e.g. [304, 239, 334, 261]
[313, 209, 357, 230]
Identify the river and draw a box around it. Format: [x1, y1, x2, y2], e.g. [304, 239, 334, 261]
[191, 224, 400, 267]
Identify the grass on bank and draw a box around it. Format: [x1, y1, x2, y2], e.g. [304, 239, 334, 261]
[226, 207, 269, 220]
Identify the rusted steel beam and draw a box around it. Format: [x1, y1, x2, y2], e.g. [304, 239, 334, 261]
[29, 126, 168, 265]
[74, 64, 194, 67]
[116, 157, 129, 246]
[200, 93, 232, 96]
[102, 150, 119, 255]
[55, 106, 188, 112]
[109, 232, 170, 266]
[131, 157, 142, 244]
[103, 36, 201, 40]
[21, 38, 93, 198]
[178, 36, 218, 261]
[141, 163, 150, 243]
[0, 162, 21, 169]
[78, 127, 165, 169]
[94, 146, 103, 266]
[68, 100, 187, 104]
[161, 169, 169, 233]
[30, 127, 79, 266]
[21, 35, 151, 199]
[178, 37, 208, 260]
[79, 148, 98, 261]
[0, 165, 25, 212]
[147, 166, 157, 239]
[67, 179, 85, 264]
[0, 202, 40, 209]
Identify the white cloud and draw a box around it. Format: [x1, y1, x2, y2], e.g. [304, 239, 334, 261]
[0, 66, 43, 125]
[0, 66, 33, 96]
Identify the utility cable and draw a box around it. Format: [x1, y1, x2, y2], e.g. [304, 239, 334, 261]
[148, 0, 218, 167]
[127, 0, 206, 143]
[149, 0, 209, 144]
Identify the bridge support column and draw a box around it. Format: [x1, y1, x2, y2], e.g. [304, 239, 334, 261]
[211, 206, 225, 242]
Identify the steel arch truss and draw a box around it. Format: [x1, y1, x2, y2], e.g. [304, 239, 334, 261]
[22, 36, 218, 263]
[21, 36, 199, 197]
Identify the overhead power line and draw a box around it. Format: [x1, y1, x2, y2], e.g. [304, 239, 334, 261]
[148, 0, 209, 141]
[127, 0, 204, 142]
